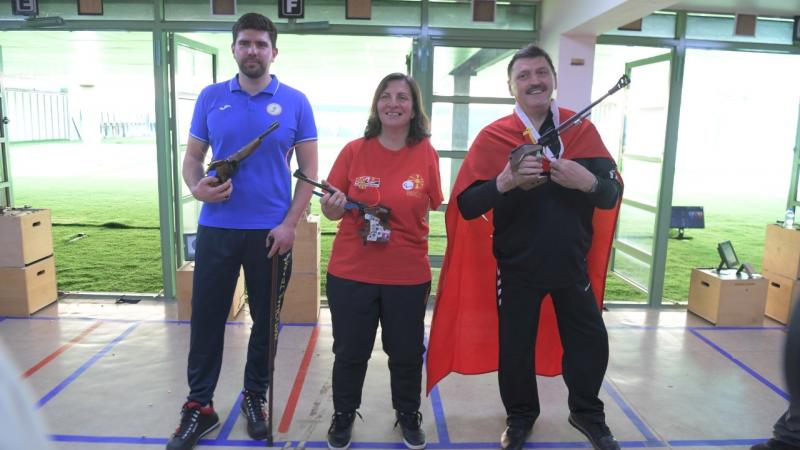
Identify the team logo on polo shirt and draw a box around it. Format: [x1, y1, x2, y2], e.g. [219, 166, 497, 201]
[266, 103, 282, 116]
[402, 174, 424, 198]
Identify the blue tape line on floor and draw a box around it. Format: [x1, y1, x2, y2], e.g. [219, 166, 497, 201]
[50, 434, 167, 444]
[602, 380, 661, 443]
[48, 435, 774, 448]
[218, 393, 245, 441]
[430, 385, 451, 444]
[217, 323, 285, 441]
[668, 438, 768, 447]
[690, 328, 788, 400]
[423, 334, 451, 445]
[37, 323, 139, 408]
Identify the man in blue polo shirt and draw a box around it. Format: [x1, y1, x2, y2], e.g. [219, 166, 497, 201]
[167, 12, 317, 450]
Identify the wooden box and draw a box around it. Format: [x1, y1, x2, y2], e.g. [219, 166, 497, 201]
[0, 256, 58, 316]
[688, 268, 768, 326]
[763, 269, 800, 324]
[0, 208, 54, 267]
[763, 224, 800, 280]
[176, 262, 245, 321]
[280, 215, 320, 323]
[281, 272, 320, 323]
[292, 214, 320, 273]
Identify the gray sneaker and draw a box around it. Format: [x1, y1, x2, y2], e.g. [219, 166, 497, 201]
[395, 411, 426, 450]
[568, 414, 620, 450]
[327, 411, 358, 450]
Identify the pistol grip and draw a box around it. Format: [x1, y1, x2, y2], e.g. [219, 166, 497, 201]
[207, 159, 238, 184]
[509, 144, 543, 169]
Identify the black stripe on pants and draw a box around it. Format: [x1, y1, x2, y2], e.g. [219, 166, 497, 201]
[327, 273, 429, 413]
[497, 269, 609, 426]
[187, 225, 291, 404]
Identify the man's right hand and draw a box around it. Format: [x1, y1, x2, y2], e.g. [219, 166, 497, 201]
[191, 177, 233, 203]
[496, 154, 545, 193]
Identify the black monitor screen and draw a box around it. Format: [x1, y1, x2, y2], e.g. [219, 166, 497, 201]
[717, 240, 739, 269]
[670, 206, 705, 229]
[183, 233, 197, 262]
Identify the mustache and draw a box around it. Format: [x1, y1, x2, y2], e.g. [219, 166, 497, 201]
[525, 85, 546, 94]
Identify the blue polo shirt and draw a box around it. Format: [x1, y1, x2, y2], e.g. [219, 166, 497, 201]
[189, 74, 317, 229]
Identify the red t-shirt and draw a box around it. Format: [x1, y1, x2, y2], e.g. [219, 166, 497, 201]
[326, 137, 444, 285]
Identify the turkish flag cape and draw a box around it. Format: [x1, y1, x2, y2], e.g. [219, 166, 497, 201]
[426, 108, 622, 394]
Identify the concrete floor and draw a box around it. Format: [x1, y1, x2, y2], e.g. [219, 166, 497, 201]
[0, 297, 789, 449]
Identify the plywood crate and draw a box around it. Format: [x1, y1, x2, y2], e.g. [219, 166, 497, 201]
[280, 214, 320, 323]
[176, 262, 245, 321]
[763, 269, 800, 324]
[687, 268, 768, 326]
[0, 208, 54, 267]
[292, 214, 320, 273]
[763, 224, 800, 280]
[0, 256, 58, 316]
[281, 272, 320, 323]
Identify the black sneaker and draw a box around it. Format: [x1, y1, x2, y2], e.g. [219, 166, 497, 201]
[327, 411, 358, 450]
[395, 410, 426, 449]
[500, 423, 532, 450]
[240, 390, 269, 440]
[568, 414, 620, 450]
[166, 401, 220, 450]
[752, 439, 800, 450]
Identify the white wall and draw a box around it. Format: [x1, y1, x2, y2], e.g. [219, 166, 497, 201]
[538, 0, 678, 110]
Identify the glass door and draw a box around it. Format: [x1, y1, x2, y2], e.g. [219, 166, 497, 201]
[790, 102, 800, 211]
[0, 46, 11, 207]
[168, 34, 217, 266]
[425, 43, 520, 277]
[610, 52, 672, 297]
[428, 44, 518, 199]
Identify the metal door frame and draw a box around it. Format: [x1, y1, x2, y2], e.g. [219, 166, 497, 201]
[787, 103, 800, 211]
[0, 45, 11, 207]
[611, 52, 671, 294]
[611, 48, 685, 307]
[167, 34, 218, 269]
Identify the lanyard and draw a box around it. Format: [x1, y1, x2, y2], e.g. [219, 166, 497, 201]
[514, 102, 564, 160]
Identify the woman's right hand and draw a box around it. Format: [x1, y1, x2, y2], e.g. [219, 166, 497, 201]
[320, 180, 347, 220]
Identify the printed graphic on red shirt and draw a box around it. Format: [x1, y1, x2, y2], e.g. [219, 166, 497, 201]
[402, 174, 425, 198]
[354, 176, 381, 189]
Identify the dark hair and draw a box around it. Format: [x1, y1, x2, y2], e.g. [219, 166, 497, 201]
[364, 73, 430, 146]
[507, 43, 556, 78]
[232, 12, 278, 47]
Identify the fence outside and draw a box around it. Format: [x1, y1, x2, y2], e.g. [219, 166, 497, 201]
[5, 88, 155, 142]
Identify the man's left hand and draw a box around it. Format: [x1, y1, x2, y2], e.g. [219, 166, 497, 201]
[549, 159, 596, 192]
[267, 223, 296, 257]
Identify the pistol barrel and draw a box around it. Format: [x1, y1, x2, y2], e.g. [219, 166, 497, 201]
[258, 121, 280, 140]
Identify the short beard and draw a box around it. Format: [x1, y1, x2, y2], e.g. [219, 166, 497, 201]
[238, 61, 266, 79]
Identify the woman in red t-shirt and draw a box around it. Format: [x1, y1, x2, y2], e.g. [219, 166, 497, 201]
[320, 73, 443, 450]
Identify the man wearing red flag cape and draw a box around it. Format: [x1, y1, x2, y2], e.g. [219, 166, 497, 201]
[426, 44, 623, 450]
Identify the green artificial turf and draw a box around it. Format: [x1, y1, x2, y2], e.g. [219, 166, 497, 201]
[10, 143, 781, 303]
